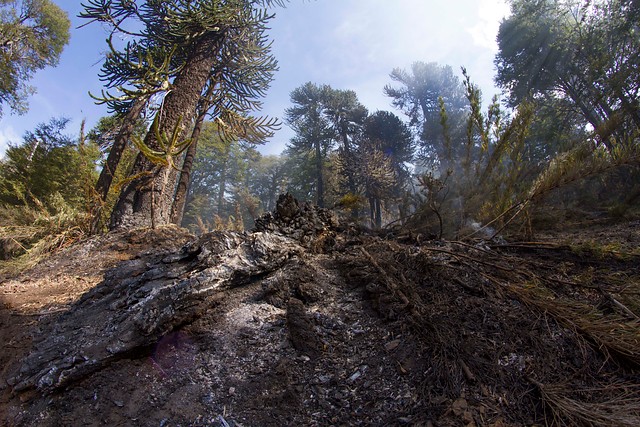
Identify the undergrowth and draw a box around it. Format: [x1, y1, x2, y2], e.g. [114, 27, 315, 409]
[0, 193, 91, 275]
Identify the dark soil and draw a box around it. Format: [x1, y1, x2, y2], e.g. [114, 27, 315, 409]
[1, 219, 639, 426]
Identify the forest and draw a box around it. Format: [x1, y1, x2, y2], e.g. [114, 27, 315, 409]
[1, 0, 640, 426]
[0, 0, 638, 247]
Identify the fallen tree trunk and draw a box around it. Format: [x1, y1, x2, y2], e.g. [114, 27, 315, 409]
[10, 231, 303, 393]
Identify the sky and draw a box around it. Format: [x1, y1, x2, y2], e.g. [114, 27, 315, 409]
[0, 0, 511, 158]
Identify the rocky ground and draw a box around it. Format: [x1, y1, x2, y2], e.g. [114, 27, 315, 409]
[1, 196, 640, 426]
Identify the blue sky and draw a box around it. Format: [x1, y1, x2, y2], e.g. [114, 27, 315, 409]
[0, 0, 510, 158]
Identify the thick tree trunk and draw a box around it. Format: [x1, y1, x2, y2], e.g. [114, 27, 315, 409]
[95, 97, 148, 202]
[110, 34, 223, 230]
[91, 97, 148, 233]
[170, 110, 206, 226]
[171, 74, 222, 226]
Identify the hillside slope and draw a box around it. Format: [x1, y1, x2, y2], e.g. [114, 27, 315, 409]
[1, 196, 639, 426]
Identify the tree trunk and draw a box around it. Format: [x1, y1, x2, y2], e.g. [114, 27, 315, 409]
[218, 156, 229, 216]
[368, 196, 375, 228]
[375, 198, 382, 229]
[561, 80, 614, 150]
[95, 97, 148, 202]
[91, 97, 148, 233]
[340, 126, 359, 219]
[170, 110, 206, 226]
[315, 139, 324, 208]
[110, 34, 223, 230]
[172, 71, 222, 226]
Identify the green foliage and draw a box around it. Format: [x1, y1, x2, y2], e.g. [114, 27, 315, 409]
[81, 0, 281, 124]
[285, 82, 415, 225]
[495, 0, 640, 151]
[355, 110, 415, 226]
[132, 113, 192, 170]
[245, 154, 288, 212]
[285, 82, 336, 207]
[0, 0, 70, 116]
[384, 61, 467, 168]
[89, 40, 178, 113]
[361, 110, 414, 186]
[403, 70, 537, 237]
[82, 0, 283, 230]
[529, 142, 640, 203]
[322, 87, 367, 205]
[0, 193, 89, 264]
[334, 193, 366, 211]
[0, 118, 100, 210]
[0, 118, 100, 262]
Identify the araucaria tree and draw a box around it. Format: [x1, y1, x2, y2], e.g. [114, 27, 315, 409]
[285, 82, 335, 208]
[384, 61, 467, 171]
[0, 0, 70, 116]
[81, 0, 283, 230]
[360, 111, 414, 226]
[323, 88, 368, 206]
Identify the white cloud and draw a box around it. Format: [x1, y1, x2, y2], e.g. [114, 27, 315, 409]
[249, 1, 513, 153]
[467, 0, 511, 51]
[326, 0, 470, 74]
[0, 125, 20, 158]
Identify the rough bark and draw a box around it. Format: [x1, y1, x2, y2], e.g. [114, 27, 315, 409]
[95, 97, 149, 203]
[170, 110, 205, 226]
[90, 97, 148, 233]
[171, 76, 220, 226]
[9, 231, 303, 394]
[110, 34, 223, 230]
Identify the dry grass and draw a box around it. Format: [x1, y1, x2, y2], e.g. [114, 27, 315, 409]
[0, 202, 91, 276]
[536, 380, 640, 427]
[512, 287, 640, 365]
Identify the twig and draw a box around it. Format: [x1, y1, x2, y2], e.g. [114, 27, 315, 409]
[458, 359, 476, 383]
[461, 200, 525, 239]
[419, 246, 515, 273]
[217, 415, 231, 427]
[598, 287, 640, 320]
[490, 242, 568, 251]
[490, 200, 531, 240]
[449, 240, 502, 257]
[361, 247, 410, 306]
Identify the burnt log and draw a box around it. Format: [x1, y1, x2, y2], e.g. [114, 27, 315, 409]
[9, 231, 303, 393]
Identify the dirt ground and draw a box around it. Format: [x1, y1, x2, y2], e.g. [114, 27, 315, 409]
[1, 220, 639, 426]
